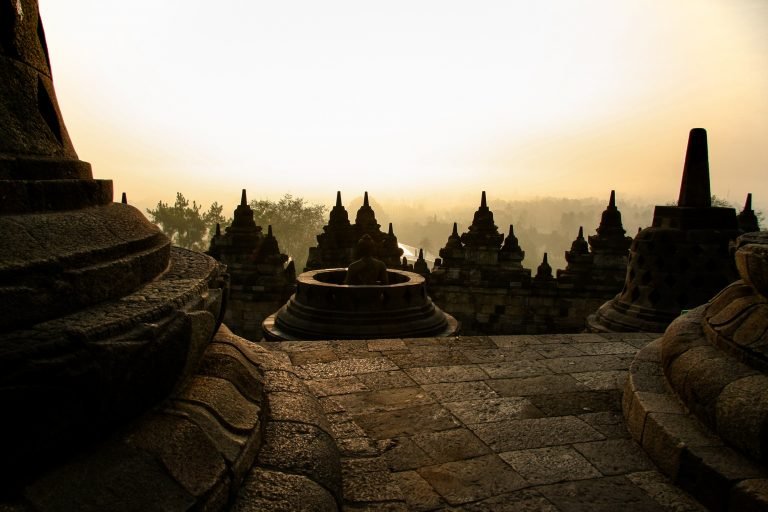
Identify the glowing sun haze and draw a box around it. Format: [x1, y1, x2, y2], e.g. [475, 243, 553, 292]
[39, 0, 768, 213]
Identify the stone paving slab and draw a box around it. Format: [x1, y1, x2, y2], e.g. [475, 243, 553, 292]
[262, 333, 706, 511]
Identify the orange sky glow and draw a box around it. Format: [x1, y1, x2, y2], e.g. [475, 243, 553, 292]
[39, 0, 768, 216]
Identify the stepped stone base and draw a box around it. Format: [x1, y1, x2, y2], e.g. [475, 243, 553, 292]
[1, 325, 341, 511]
[623, 337, 768, 511]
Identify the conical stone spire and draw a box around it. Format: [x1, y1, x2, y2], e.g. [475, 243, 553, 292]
[121, 192, 127, 204]
[737, 193, 760, 233]
[678, 128, 711, 208]
[231, 188, 257, 229]
[328, 191, 351, 226]
[414, 248, 430, 276]
[461, 191, 503, 249]
[355, 191, 379, 233]
[535, 253, 554, 281]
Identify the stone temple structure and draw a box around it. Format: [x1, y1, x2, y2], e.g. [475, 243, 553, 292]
[1, 4, 342, 509]
[207, 189, 295, 341]
[588, 129, 745, 333]
[623, 231, 768, 510]
[428, 191, 632, 334]
[305, 191, 404, 270]
[0, 0, 230, 495]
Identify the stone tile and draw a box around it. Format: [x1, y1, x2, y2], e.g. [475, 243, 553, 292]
[299, 357, 399, 379]
[490, 335, 543, 349]
[574, 439, 654, 476]
[443, 397, 544, 424]
[534, 344, 586, 358]
[528, 390, 621, 417]
[403, 337, 451, 348]
[537, 475, 666, 512]
[318, 396, 345, 414]
[422, 381, 499, 402]
[499, 445, 601, 485]
[342, 458, 403, 503]
[391, 471, 443, 511]
[405, 365, 487, 384]
[487, 374, 588, 396]
[331, 340, 385, 359]
[367, 339, 408, 351]
[417, 455, 527, 505]
[469, 416, 604, 452]
[288, 347, 338, 366]
[572, 370, 628, 390]
[478, 360, 552, 379]
[305, 376, 368, 397]
[444, 336, 497, 349]
[234, 468, 337, 512]
[332, 387, 435, 414]
[443, 489, 558, 511]
[357, 370, 417, 390]
[355, 404, 461, 440]
[572, 342, 639, 355]
[271, 340, 331, 352]
[542, 355, 628, 374]
[460, 348, 542, 363]
[343, 503, 408, 511]
[411, 428, 491, 463]
[386, 349, 470, 368]
[577, 411, 631, 439]
[625, 471, 706, 511]
[336, 437, 380, 458]
[383, 437, 436, 471]
[327, 412, 367, 439]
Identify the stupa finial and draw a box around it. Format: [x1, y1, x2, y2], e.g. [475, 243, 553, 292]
[677, 128, 711, 208]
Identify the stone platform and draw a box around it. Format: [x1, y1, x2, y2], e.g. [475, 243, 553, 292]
[258, 333, 709, 511]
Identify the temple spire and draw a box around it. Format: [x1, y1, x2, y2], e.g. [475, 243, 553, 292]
[578, 226, 584, 239]
[388, 222, 394, 236]
[363, 191, 369, 207]
[481, 191, 487, 208]
[609, 190, 616, 208]
[268, 225, 273, 236]
[745, 193, 753, 211]
[241, 189, 247, 206]
[452, 222, 459, 237]
[121, 192, 127, 204]
[215, 223, 221, 236]
[677, 128, 711, 208]
[336, 191, 342, 207]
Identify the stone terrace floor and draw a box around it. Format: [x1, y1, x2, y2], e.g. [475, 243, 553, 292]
[260, 333, 707, 512]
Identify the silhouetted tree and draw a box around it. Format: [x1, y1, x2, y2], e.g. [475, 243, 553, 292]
[146, 192, 225, 251]
[249, 194, 327, 271]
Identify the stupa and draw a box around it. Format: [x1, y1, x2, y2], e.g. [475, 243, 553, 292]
[0, 0, 228, 495]
[588, 129, 741, 333]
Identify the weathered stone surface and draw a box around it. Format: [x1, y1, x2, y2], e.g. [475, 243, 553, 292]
[342, 458, 404, 504]
[730, 479, 768, 512]
[500, 446, 601, 485]
[469, 416, 604, 452]
[537, 475, 667, 511]
[257, 421, 342, 503]
[357, 370, 416, 390]
[233, 468, 338, 512]
[573, 439, 653, 476]
[410, 428, 491, 463]
[355, 404, 461, 439]
[487, 374, 588, 396]
[417, 455, 527, 505]
[390, 471, 443, 511]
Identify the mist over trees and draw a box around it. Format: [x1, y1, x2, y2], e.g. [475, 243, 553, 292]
[145, 192, 758, 274]
[147, 192, 326, 271]
[371, 196, 654, 271]
[248, 194, 326, 271]
[146, 193, 225, 252]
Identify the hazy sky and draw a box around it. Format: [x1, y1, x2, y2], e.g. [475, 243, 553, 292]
[39, 0, 767, 215]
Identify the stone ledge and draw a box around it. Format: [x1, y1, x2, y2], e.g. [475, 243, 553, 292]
[624, 338, 768, 511]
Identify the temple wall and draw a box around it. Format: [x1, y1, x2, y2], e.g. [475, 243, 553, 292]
[429, 282, 618, 335]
